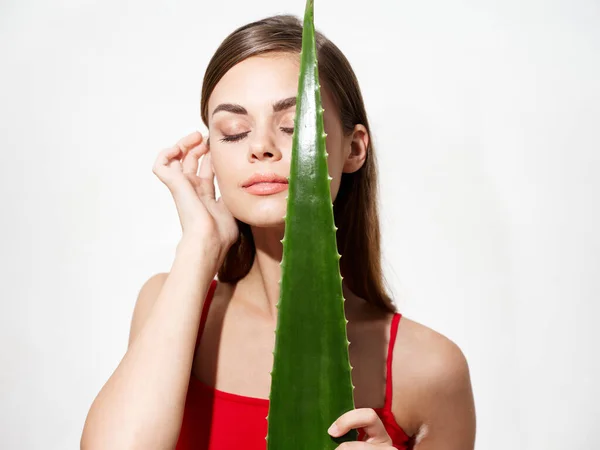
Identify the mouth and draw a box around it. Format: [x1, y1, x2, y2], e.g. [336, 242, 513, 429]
[242, 172, 289, 195]
[243, 181, 288, 196]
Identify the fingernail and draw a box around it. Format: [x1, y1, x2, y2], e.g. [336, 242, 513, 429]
[327, 423, 339, 436]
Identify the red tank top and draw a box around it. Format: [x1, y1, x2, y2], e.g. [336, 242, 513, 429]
[175, 279, 412, 449]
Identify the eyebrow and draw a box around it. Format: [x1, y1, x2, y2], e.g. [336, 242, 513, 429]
[211, 96, 297, 117]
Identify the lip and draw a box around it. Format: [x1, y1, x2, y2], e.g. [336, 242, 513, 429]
[242, 173, 289, 196]
[243, 182, 288, 195]
[242, 173, 289, 187]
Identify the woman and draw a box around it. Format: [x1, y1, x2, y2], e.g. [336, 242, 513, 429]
[81, 14, 476, 450]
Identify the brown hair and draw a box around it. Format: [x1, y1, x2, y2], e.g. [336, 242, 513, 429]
[200, 14, 396, 313]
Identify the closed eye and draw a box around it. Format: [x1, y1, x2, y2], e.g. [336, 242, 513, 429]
[219, 127, 294, 143]
[219, 131, 250, 143]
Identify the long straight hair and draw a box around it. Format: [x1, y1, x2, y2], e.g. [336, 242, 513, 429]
[200, 15, 396, 313]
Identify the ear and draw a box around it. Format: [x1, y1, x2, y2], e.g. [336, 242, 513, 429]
[342, 124, 369, 174]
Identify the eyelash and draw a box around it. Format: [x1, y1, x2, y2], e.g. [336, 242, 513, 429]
[219, 127, 295, 143]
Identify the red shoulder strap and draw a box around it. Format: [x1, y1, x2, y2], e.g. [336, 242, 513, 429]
[384, 312, 402, 410]
[197, 279, 218, 344]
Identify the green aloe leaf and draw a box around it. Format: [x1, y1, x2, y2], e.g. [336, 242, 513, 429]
[266, 0, 358, 448]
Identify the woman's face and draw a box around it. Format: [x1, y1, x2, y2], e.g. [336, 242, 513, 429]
[206, 52, 367, 227]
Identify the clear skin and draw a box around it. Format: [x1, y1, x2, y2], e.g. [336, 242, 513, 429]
[207, 52, 367, 321]
[152, 53, 476, 448]
[208, 53, 357, 228]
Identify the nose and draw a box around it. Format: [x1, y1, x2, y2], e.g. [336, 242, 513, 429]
[247, 128, 283, 163]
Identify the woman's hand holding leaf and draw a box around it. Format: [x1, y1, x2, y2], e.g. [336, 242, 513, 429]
[328, 408, 397, 449]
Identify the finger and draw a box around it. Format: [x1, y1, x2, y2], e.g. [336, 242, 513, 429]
[196, 151, 216, 200]
[153, 146, 183, 181]
[169, 131, 203, 169]
[154, 146, 181, 168]
[328, 409, 392, 446]
[154, 145, 183, 173]
[182, 140, 208, 175]
[335, 443, 396, 449]
[167, 157, 182, 171]
[175, 131, 203, 154]
[198, 149, 213, 179]
[334, 443, 386, 449]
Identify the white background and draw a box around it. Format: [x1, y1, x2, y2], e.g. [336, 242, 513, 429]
[1, 0, 599, 449]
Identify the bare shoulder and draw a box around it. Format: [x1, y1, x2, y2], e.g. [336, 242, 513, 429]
[395, 316, 470, 386]
[127, 272, 169, 349]
[392, 316, 475, 445]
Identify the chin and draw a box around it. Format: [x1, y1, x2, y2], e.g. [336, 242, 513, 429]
[229, 197, 288, 229]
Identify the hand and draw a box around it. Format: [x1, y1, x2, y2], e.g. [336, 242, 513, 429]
[328, 408, 396, 449]
[152, 131, 239, 259]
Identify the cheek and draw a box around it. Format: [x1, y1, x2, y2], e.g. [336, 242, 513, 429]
[324, 135, 347, 201]
[325, 133, 345, 176]
[330, 174, 344, 202]
[322, 111, 346, 175]
[210, 151, 236, 191]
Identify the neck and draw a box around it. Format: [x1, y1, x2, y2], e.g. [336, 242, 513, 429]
[232, 224, 360, 323]
[236, 224, 285, 322]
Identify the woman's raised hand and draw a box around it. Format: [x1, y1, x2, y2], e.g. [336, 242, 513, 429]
[152, 131, 239, 260]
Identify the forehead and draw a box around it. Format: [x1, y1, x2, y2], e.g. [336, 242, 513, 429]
[207, 53, 338, 122]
